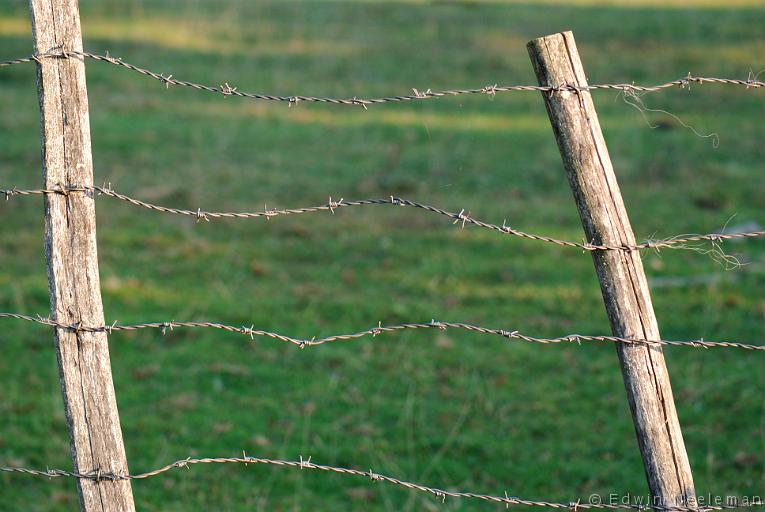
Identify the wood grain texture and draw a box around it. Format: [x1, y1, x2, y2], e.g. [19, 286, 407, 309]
[29, 0, 135, 510]
[527, 32, 696, 508]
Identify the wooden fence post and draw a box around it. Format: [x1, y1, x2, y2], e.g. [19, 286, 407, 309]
[527, 32, 696, 509]
[29, 0, 136, 510]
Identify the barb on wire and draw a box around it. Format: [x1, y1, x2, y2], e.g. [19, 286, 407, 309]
[0, 454, 761, 511]
[3, 185, 764, 253]
[1, 312, 763, 351]
[0, 50, 763, 106]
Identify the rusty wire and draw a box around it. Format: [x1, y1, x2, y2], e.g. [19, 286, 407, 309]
[1, 312, 763, 351]
[1, 454, 762, 511]
[0, 50, 763, 107]
[3, 185, 764, 252]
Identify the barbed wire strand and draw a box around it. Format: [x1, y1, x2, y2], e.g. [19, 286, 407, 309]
[1, 312, 763, 351]
[0, 50, 763, 107]
[1, 454, 762, 511]
[3, 186, 764, 252]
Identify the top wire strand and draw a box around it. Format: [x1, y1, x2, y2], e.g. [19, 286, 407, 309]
[0, 50, 763, 107]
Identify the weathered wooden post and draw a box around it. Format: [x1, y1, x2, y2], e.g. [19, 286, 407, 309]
[29, 0, 136, 510]
[527, 32, 696, 509]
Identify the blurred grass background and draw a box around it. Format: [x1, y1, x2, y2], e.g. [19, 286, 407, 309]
[1, 0, 764, 510]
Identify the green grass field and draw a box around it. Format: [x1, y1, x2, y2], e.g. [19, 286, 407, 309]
[1, 1, 764, 510]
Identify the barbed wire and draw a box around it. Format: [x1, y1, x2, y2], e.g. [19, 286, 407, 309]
[0, 50, 763, 107]
[3, 45, 763, 512]
[1, 454, 762, 511]
[3, 185, 764, 252]
[1, 312, 763, 351]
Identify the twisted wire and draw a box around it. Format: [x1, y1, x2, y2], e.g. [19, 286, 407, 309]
[0, 50, 762, 107]
[3, 186, 763, 252]
[1, 455, 761, 511]
[1, 312, 763, 351]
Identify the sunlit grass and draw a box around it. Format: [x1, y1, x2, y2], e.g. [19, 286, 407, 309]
[0, 16, 358, 57]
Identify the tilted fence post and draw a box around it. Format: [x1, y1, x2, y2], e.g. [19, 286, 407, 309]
[29, 0, 135, 510]
[527, 32, 696, 509]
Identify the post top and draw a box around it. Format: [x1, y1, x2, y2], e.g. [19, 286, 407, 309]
[526, 30, 574, 50]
